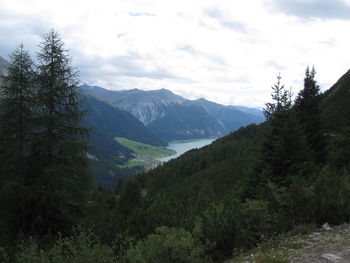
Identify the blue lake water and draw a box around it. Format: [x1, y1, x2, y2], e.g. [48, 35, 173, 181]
[158, 138, 216, 162]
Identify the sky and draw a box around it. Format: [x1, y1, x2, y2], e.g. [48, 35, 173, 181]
[0, 0, 350, 108]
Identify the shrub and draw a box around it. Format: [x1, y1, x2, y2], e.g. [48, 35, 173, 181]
[254, 251, 288, 263]
[124, 226, 210, 263]
[15, 229, 118, 263]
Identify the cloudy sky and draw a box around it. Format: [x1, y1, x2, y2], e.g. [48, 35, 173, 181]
[1, 0, 350, 108]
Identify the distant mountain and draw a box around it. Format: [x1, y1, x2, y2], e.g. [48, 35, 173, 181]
[184, 98, 264, 134]
[235, 106, 264, 117]
[81, 85, 264, 141]
[80, 89, 165, 147]
[81, 85, 186, 125]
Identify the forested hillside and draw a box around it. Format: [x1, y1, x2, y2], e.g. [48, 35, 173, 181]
[75, 67, 349, 262]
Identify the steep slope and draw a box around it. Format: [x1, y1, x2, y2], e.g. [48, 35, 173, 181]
[147, 103, 226, 141]
[144, 123, 263, 196]
[143, 68, 350, 195]
[81, 85, 264, 141]
[321, 69, 350, 132]
[127, 69, 350, 261]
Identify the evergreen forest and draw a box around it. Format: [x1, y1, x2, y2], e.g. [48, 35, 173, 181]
[0, 31, 350, 262]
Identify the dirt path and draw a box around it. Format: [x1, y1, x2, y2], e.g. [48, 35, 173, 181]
[228, 224, 350, 263]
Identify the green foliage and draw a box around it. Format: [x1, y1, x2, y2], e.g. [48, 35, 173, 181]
[313, 166, 350, 224]
[262, 74, 310, 186]
[124, 226, 211, 263]
[0, 46, 36, 241]
[241, 199, 276, 243]
[329, 126, 350, 169]
[0, 44, 35, 163]
[15, 230, 118, 263]
[0, 30, 91, 242]
[118, 180, 142, 216]
[254, 251, 288, 263]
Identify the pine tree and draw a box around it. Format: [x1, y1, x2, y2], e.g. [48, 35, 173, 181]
[0, 44, 35, 177]
[262, 74, 310, 186]
[295, 66, 325, 163]
[0, 45, 36, 241]
[25, 30, 91, 235]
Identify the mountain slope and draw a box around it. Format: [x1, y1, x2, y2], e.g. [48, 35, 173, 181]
[321, 69, 350, 132]
[125, 69, 350, 261]
[142, 69, 350, 195]
[80, 89, 165, 147]
[185, 98, 263, 132]
[81, 85, 264, 141]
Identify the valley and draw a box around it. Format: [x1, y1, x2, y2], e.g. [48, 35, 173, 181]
[0, 2, 349, 262]
[115, 137, 175, 170]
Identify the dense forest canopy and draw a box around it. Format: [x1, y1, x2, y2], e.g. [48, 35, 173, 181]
[0, 31, 349, 262]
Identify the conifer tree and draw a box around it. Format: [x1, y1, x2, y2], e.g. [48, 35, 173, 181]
[0, 45, 36, 241]
[262, 74, 310, 186]
[295, 66, 325, 163]
[26, 30, 91, 235]
[0, 44, 35, 176]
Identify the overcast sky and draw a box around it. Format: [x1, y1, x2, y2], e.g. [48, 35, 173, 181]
[1, 0, 350, 108]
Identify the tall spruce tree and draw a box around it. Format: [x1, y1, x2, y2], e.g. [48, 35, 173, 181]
[0, 44, 35, 176]
[262, 74, 310, 186]
[0, 45, 36, 240]
[295, 66, 325, 163]
[25, 30, 91, 235]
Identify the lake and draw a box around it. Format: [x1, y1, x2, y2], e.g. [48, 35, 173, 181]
[158, 138, 216, 162]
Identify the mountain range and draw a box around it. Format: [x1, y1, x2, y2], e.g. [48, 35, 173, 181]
[81, 84, 264, 141]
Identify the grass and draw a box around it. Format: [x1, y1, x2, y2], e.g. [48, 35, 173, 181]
[115, 137, 175, 158]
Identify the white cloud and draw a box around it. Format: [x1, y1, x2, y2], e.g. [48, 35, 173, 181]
[0, 0, 349, 107]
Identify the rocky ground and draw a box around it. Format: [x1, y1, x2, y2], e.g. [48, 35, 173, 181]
[227, 223, 350, 263]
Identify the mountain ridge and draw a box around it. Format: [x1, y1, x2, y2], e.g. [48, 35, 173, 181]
[81, 84, 264, 141]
